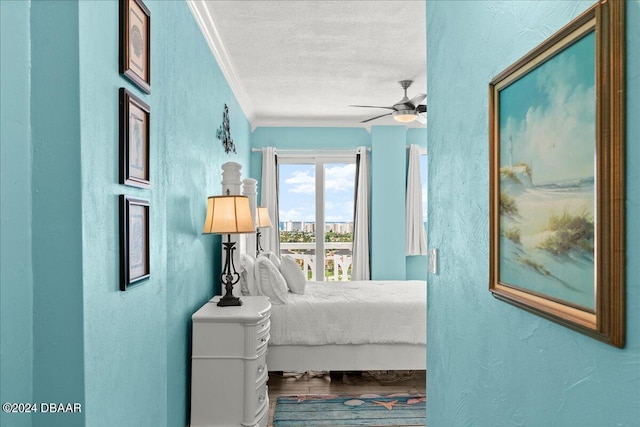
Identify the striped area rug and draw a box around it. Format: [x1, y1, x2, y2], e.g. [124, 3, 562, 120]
[273, 393, 426, 426]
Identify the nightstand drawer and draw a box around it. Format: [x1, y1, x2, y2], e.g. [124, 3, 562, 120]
[254, 381, 268, 418]
[252, 349, 268, 384]
[256, 332, 270, 354]
[257, 312, 270, 332]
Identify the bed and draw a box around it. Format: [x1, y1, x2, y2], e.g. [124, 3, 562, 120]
[265, 279, 426, 372]
[218, 162, 427, 373]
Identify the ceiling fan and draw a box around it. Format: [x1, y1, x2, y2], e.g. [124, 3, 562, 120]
[351, 80, 427, 124]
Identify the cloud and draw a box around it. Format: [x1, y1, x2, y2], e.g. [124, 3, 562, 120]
[325, 164, 356, 193]
[285, 170, 315, 194]
[502, 49, 595, 184]
[279, 209, 300, 221]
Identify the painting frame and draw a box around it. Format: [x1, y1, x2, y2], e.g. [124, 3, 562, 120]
[119, 0, 151, 94]
[120, 88, 150, 189]
[489, 1, 625, 347]
[120, 195, 150, 291]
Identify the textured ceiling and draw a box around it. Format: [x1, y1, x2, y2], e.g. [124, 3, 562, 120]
[189, 0, 426, 129]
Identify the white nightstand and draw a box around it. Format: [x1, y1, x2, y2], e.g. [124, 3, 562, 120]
[190, 296, 271, 427]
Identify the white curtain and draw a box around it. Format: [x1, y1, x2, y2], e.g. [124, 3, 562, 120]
[352, 146, 370, 280]
[261, 147, 280, 256]
[406, 144, 427, 255]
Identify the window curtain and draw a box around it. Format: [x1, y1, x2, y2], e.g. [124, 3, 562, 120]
[406, 144, 427, 255]
[260, 147, 280, 256]
[352, 146, 370, 280]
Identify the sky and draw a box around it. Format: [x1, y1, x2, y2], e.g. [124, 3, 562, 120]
[499, 30, 595, 185]
[279, 157, 428, 225]
[278, 163, 355, 223]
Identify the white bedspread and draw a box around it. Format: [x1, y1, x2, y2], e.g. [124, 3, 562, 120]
[268, 280, 426, 346]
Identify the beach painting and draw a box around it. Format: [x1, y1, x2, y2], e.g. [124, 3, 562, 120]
[496, 30, 596, 311]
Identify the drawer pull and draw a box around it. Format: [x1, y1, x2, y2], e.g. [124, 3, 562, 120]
[258, 364, 265, 374]
[258, 394, 265, 403]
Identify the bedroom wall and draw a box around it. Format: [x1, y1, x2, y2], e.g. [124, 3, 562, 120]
[371, 126, 407, 279]
[1, 1, 250, 426]
[78, 2, 250, 426]
[30, 2, 86, 426]
[426, 1, 640, 425]
[0, 2, 33, 427]
[250, 126, 428, 281]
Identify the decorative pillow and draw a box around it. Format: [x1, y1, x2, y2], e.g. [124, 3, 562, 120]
[260, 250, 281, 269]
[280, 256, 306, 295]
[239, 254, 260, 296]
[255, 256, 288, 304]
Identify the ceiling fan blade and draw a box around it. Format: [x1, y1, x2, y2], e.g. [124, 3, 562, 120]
[416, 104, 427, 114]
[350, 104, 396, 110]
[415, 113, 427, 124]
[409, 93, 426, 108]
[360, 112, 392, 123]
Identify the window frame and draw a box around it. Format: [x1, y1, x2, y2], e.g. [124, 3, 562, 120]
[278, 153, 356, 281]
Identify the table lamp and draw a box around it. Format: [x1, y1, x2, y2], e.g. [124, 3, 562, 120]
[202, 190, 255, 306]
[255, 207, 273, 256]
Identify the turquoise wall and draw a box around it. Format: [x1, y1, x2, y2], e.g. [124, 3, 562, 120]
[426, 1, 640, 425]
[0, 1, 33, 427]
[250, 126, 427, 280]
[31, 1, 85, 426]
[371, 126, 407, 279]
[1, 1, 250, 426]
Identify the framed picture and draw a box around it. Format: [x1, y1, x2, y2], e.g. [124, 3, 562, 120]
[120, 195, 150, 291]
[120, 88, 150, 188]
[120, 0, 150, 94]
[489, 1, 625, 347]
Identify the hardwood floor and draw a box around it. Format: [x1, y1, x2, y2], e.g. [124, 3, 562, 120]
[267, 370, 426, 427]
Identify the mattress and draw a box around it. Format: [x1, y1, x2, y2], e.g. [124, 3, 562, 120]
[268, 280, 426, 346]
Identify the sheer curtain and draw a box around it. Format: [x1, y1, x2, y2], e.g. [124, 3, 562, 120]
[352, 146, 370, 280]
[260, 147, 280, 256]
[406, 144, 427, 255]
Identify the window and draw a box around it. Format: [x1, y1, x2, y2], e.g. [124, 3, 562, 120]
[278, 155, 356, 281]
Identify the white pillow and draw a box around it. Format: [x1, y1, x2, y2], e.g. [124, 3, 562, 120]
[239, 254, 261, 296]
[280, 256, 306, 295]
[255, 256, 288, 304]
[260, 250, 281, 269]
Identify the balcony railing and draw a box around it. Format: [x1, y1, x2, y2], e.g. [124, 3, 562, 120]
[280, 242, 352, 281]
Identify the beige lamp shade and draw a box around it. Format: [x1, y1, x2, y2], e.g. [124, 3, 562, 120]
[256, 207, 273, 229]
[202, 195, 256, 234]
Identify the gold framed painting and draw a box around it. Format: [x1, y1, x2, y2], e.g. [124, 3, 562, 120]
[489, 0, 625, 347]
[120, 0, 151, 94]
[120, 195, 150, 291]
[119, 88, 150, 188]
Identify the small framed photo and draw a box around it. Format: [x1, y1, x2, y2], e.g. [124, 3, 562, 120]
[120, 88, 150, 188]
[120, 195, 150, 291]
[120, 0, 151, 94]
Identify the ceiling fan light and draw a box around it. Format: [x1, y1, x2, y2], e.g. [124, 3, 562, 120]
[393, 109, 417, 123]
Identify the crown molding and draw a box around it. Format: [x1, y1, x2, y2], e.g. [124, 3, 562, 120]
[251, 117, 426, 133]
[187, 0, 256, 126]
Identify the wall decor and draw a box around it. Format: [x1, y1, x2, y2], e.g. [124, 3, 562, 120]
[120, 88, 150, 188]
[489, 0, 625, 347]
[216, 104, 236, 154]
[120, 195, 150, 291]
[120, 0, 151, 94]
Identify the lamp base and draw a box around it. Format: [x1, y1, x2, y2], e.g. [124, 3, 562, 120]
[217, 294, 242, 307]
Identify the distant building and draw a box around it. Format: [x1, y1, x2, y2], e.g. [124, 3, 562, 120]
[282, 221, 353, 233]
